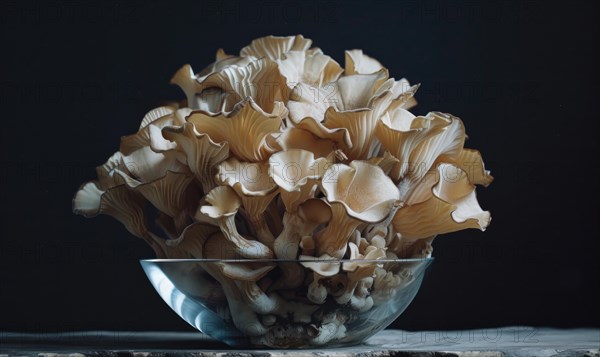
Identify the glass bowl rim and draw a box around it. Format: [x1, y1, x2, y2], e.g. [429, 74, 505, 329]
[140, 258, 434, 263]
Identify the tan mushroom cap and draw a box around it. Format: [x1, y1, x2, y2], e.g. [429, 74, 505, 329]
[321, 161, 400, 223]
[393, 163, 491, 240]
[187, 98, 286, 162]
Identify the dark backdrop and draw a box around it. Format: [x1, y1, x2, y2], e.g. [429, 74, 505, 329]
[1, 0, 598, 333]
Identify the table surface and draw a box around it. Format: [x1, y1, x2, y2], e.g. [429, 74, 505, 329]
[1, 327, 598, 356]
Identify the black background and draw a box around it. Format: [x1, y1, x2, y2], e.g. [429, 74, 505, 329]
[0, 0, 598, 334]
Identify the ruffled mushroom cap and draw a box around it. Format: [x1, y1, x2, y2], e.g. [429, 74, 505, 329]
[376, 108, 466, 186]
[392, 163, 491, 240]
[288, 70, 419, 160]
[171, 53, 285, 114]
[201, 58, 287, 113]
[277, 49, 343, 92]
[315, 161, 400, 258]
[73, 183, 147, 243]
[344, 49, 384, 75]
[170, 44, 259, 111]
[198, 186, 274, 259]
[217, 158, 278, 247]
[160, 122, 229, 193]
[287, 70, 388, 127]
[268, 149, 329, 213]
[120, 107, 191, 155]
[240, 35, 312, 60]
[114, 170, 197, 220]
[275, 127, 338, 159]
[455, 148, 494, 187]
[187, 98, 286, 162]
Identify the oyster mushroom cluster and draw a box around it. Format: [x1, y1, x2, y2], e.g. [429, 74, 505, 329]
[74, 35, 492, 347]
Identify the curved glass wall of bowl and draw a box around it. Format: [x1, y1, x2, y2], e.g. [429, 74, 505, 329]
[141, 258, 433, 348]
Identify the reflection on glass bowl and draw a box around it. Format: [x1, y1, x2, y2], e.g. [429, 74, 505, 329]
[141, 258, 432, 348]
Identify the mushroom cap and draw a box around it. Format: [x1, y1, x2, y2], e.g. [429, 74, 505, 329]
[321, 161, 400, 223]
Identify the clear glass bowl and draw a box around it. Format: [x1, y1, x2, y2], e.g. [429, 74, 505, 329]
[141, 258, 433, 348]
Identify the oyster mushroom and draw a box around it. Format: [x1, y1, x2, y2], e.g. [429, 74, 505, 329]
[455, 148, 494, 187]
[74, 152, 178, 257]
[114, 170, 198, 222]
[375, 108, 466, 185]
[120, 107, 191, 155]
[168, 226, 270, 336]
[271, 199, 332, 290]
[217, 158, 278, 248]
[160, 122, 230, 193]
[299, 255, 341, 304]
[315, 161, 400, 258]
[392, 163, 491, 240]
[240, 34, 312, 60]
[275, 127, 338, 159]
[200, 58, 287, 114]
[344, 49, 384, 75]
[276, 48, 343, 100]
[268, 150, 331, 288]
[197, 186, 273, 259]
[170, 48, 258, 110]
[73, 182, 168, 257]
[337, 242, 386, 304]
[287, 70, 419, 160]
[269, 149, 329, 214]
[187, 98, 286, 162]
[371, 266, 415, 305]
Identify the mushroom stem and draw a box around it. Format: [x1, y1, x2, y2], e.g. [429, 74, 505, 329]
[314, 204, 361, 258]
[363, 201, 402, 241]
[272, 204, 330, 290]
[247, 213, 276, 249]
[201, 263, 267, 336]
[274, 212, 304, 259]
[236, 280, 284, 315]
[217, 215, 273, 259]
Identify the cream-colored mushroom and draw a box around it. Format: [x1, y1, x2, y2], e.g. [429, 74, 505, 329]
[455, 148, 494, 187]
[315, 161, 400, 258]
[187, 98, 286, 162]
[114, 170, 198, 221]
[371, 266, 415, 305]
[277, 48, 343, 99]
[376, 108, 466, 186]
[268, 150, 331, 287]
[168, 226, 269, 336]
[287, 70, 419, 160]
[73, 182, 143, 241]
[270, 199, 332, 290]
[344, 49, 384, 75]
[269, 149, 329, 213]
[159, 122, 230, 193]
[201, 58, 287, 114]
[336, 242, 386, 304]
[392, 163, 491, 240]
[275, 127, 338, 159]
[217, 158, 278, 248]
[197, 186, 273, 259]
[299, 255, 340, 304]
[120, 107, 190, 155]
[240, 35, 312, 60]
